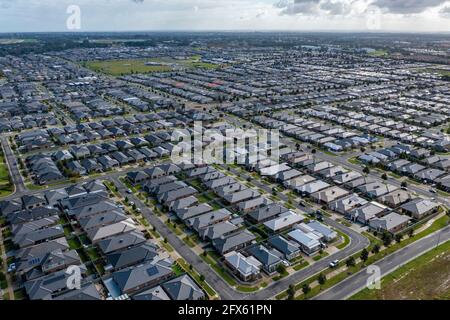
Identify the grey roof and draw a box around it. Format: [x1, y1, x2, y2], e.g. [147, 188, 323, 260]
[199, 221, 239, 240]
[87, 219, 136, 243]
[106, 243, 159, 271]
[400, 198, 440, 216]
[247, 245, 282, 267]
[54, 283, 102, 301]
[268, 236, 300, 256]
[162, 274, 205, 300]
[248, 203, 289, 222]
[132, 285, 171, 301]
[15, 237, 69, 260]
[112, 258, 173, 294]
[213, 230, 257, 254]
[24, 265, 87, 300]
[175, 203, 213, 221]
[187, 208, 232, 231]
[14, 225, 65, 248]
[97, 231, 147, 254]
[78, 210, 128, 230]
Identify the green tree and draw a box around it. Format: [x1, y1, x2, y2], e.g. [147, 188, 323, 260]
[346, 257, 356, 267]
[302, 283, 311, 296]
[372, 244, 381, 254]
[318, 273, 327, 286]
[360, 248, 369, 263]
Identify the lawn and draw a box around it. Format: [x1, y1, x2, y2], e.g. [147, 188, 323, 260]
[350, 240, 450, 300]
[84, 56, 219, 76]
[0, 154, 13, 197]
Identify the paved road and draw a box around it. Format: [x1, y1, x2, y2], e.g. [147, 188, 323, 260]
[0, 136, 26, 195]
[111, 173, 369, 300]
[314, 225, 450, 300]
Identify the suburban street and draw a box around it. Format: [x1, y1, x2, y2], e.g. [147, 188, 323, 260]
[314, 225, 450, 300]
[0, 136, 26, 195]
[111, 174, 369, 300]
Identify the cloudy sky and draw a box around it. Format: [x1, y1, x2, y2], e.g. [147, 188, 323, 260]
[0, 0, 449, 32]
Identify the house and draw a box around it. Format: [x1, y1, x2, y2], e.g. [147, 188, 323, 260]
[332, 171, 362, 185]
[357, 182, 398, 198]
[287, 229, 321, 256]
[237, 197, 272, 213]
[127, 171, 149, 184]
[306, 221, 337, 242]
[296, 180, 330, 196]
[105, 243, 159, 271]
[400, 199, 440, 219]
[24, 266, 87, 300]
[169, 195, 198, 212]
[224, 251, 261, 282]
[263, 210, 304, 233]
[247, 203, 289, 223]
[379, 190, 413, 207]
[157, 186, 198, 205]
[96, 230, 146, 253]
[81, 159, 103, 173]
[187, 209, 232, 232]
[175, 203, 213, 221]
[111, 258, 173, 295]
[22, 194, 47, 210]
[133, 286, 171, 301]
[247, 245, 283, 274]
[14, 226, 65, 248]
[65, 185, 88, 198]
[86, 219, 137, 243]
[348, 202, 388, 224]
[162, 275, 206, 300]
[329, 194, 368, 214]
[369, 212, 410, 233]
[223, 189, 260, 205]
[198, 221, 239, 241]
[98, 155, 120, 170]
[44, 189, 69, 206]
[78, 211, 128, 231]
[311, 186, 349, 204]
[414, 169, 446, 184]
[212, 230, 257, 255]
[284, 175, 316, 189]
[0, 199, 23, 216]
[67, 160, 87, 176]
[53, 283, 102, 301]
[267, 235, 300, 260]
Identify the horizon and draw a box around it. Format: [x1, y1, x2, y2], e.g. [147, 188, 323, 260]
[0, 0, 449, 33]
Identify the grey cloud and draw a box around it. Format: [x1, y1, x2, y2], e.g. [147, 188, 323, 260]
[439, 5, 450, 17]
[276, 0, 321, 15]
[320, 0, 351, 15]
[371, 0, 447, 14]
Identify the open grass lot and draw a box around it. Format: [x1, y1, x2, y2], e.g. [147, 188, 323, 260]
[0, 154, 13, 197]
[83, 55, 219, 76]
[369, 49, 389, 57]
[351, 240, 450, 300]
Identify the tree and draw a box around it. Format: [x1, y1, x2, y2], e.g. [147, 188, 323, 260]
[372, 244, 381, 254]
[395, 233, 403, 243]
[318, 273, 327, 286]
[360, 248, 369, 263]
[287, 284, 296, 300]
[277, 264, 287, 275]
[408, 228, 414, 238]
[363, 166, 370, 174]
[382, 232, 393, 247]
[199, 275, 205, 282]
[401, 181, 408, 188]
[381, 173, 388, 180]
[302, 283, 311, 296]
[164, 237, 168, 243]
[346, 257, 356, 267]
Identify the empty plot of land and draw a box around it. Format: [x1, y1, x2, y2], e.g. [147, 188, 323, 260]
[84, 56, 219, 76]
[351, 241, 450, 300]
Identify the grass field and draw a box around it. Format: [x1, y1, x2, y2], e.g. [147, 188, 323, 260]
[350, 240, 450, 300]
[369, 49, 389, 57]
[84, 56, 219, 76]
[0, 154, 13, 197]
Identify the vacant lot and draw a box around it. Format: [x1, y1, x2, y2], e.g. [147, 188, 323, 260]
[84, 56, 219, 76]
[351, 240, 450, 300]
[0, 154, 12, 197]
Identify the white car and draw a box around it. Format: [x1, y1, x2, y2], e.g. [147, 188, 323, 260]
[329, 260, 340, 268]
